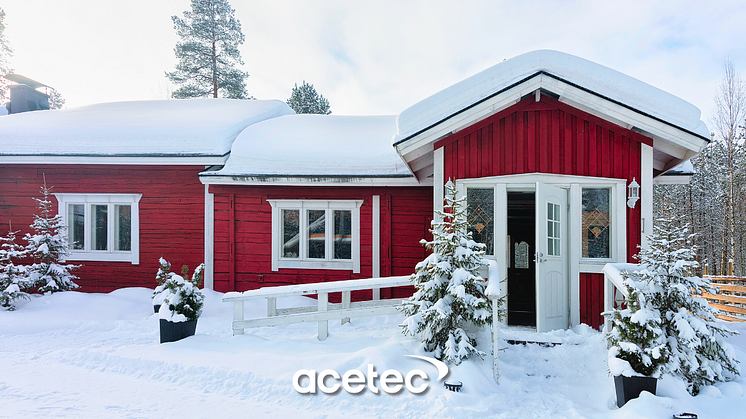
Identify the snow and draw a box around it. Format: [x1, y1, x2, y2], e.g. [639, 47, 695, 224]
[394, 50, 709, 144]
[206, 114, 413, 178]
[0, 99, 294, 157]
[3, 288, 745, 418]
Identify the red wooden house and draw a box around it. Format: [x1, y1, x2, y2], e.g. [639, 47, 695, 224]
[0, 50, 709, 331]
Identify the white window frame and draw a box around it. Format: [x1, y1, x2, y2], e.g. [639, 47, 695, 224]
[54, 193, 142, 264]
[268, 199, 362, 273]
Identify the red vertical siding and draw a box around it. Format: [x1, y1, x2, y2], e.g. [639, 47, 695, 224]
[579, 273, 605, 329]
[209, 185, 432, 294]
[0, 165, 206, 292]
[436, 95, 652, 328]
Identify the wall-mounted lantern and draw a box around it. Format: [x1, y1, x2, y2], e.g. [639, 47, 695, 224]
[627, 178, 640, 208]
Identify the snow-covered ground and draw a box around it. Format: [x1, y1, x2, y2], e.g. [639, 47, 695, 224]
[1, 288, 744, 419]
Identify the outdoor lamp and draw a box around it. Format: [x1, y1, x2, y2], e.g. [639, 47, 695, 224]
[627, 178, 640, 208]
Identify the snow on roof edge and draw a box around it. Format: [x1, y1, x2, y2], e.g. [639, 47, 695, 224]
[394, 50, 710, 146]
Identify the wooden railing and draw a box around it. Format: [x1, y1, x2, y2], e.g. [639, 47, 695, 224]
[223, 276, 413, 340]
[703, 276, 746, 322]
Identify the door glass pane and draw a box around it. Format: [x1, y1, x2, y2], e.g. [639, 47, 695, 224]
[68, 204, 85, 250]
[91, 204, 108, 251]
[114, 205, 131, 251]
[582, 188, 610, 258]
[333, 210, 352, 260]
[466, 188, 494, 255]
[281, 209, 300, 258]
[307, 209, 325, 259]
[515, 241, 529, 269]
[547, 202, 560, 256]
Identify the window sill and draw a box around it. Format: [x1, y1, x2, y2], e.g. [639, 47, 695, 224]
[65, 252, 139, 265]
[276, 259, 357, 273]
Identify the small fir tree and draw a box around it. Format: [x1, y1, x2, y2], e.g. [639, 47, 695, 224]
[0, 229, 30, 310]
[629, 214, 739, 395]
[24, 179, 79, 293]
[605, 273, 668, 378]
[286, 81, 331, 115]
[166, 0, 250, 99]
[401, 181, 500, 365]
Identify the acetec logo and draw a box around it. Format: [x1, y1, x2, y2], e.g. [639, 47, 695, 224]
[292, 355, 449, 395]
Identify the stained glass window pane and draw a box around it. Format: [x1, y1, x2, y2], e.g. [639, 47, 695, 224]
[282, 209, 300, 258]
[333, 210, 352, 260]
[582, 188, 610, 258]
[307, 209, 326, 259]
[91, 204, 108, 251]
[114, 205, 131, 251]
[467, 188, 494, 255]
[68, 204, 85, 250]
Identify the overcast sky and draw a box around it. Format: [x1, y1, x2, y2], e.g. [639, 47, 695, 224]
[3, 0, 745, 125]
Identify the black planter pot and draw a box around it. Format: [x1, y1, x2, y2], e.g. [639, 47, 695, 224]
[159, 318, 197, 343]
[614, 375, 657, 408]
[153, 304, 161, 314]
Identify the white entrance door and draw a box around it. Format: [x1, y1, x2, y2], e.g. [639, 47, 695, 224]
[535, 182, 568, 332]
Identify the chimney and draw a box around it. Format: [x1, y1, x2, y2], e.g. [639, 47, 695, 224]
[4, 74, 51, 114]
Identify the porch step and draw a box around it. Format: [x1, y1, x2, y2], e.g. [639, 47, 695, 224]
[505, 339, 561, 347]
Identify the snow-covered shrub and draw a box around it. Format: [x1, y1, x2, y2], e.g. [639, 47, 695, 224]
[154, 258, 205, 322]
[400, 180, 503, 365]
[24, 179, 79, 293]
[0, 229, 31, 310]
[624, 215, 739, 395]
[152, 257, 172, 308]
[605, 272, 668, 378]
[159, 273, 205, 323]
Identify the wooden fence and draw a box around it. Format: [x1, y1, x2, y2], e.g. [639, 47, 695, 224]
[703, 275, 746, 322]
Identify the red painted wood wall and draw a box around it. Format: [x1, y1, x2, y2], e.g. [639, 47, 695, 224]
[436, 95, 651, 327]
[579, 273, 604, 329]
[208, 185, 432, 295]
[0, 165, 206, 292]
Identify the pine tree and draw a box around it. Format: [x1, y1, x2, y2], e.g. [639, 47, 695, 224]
[286, 81, 331, 115]
[628, 213, 739, 394]
[47, 88, 65, 109]
[0, 8, 14, 103]
[24, 179, 79, 293]
[166, 0, 250, 99]
[605, 273, 668, 378]
[0, 229, 30, 310]
[401, 181, 500, 365]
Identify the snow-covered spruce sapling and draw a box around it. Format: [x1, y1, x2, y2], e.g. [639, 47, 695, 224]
[157, 259, 205, 323]
[0, 229, 31, 310]
[152, 257, 173, 308]
[24, 179, 79, 293]
[629, 215, 739, 395]
[401, 180, 503, 365]
[605, 272, 668, 378]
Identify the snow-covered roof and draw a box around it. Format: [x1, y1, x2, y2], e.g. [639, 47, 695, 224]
[394, 50, 709, 145]
[0, 99, 294, 158]
[204, 115, 412, 178]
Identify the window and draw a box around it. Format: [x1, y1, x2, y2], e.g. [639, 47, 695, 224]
[547, 202, 560, 256]
[582, 188, 611, 259]
[269, 200, 362, 273]
[54, 194, 142, 264]
[466, 188, 495, 255]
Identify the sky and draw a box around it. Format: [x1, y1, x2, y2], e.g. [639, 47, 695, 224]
[2, 0, 745, 125]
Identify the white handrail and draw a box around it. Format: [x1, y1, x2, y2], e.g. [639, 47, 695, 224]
[223, 275, 413, 340]
[602, 263, 640, 332]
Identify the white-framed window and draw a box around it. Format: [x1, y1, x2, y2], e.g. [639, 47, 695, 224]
[268, 200, 362, 273]
[54, 193, 142, 264]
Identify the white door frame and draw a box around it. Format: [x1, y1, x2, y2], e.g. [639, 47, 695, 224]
[456, 173, 627, 329]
